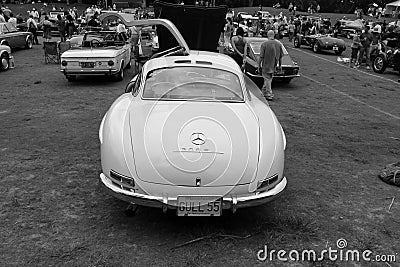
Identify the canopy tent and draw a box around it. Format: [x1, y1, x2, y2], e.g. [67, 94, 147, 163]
[385, 0, 400, 15]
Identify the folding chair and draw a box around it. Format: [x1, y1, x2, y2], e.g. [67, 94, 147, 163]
[58, 41, 71, 61]
[43, 42, 59, 64]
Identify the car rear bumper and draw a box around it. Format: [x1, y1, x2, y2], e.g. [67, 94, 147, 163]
[61, 68, 119, 76]
[245, 71, 300, 79]
[99, 173, 287, 213]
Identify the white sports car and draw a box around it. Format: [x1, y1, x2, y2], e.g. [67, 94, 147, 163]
[99, 19, 287, 216]
[60, 31, 131, 81]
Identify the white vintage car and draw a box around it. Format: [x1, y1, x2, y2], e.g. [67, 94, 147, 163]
[0, 44, 15, 71]
[99, 19, 287, 216]
[60, 31, 131, 81]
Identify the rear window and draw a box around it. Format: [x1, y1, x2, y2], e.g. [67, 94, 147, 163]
[250, 41, 288, 55]
[142, 66, 244, 102]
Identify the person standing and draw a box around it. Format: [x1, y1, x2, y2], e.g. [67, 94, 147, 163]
[231, 27, 247, 67]
[258, 30, 283, 101]
[27, 15, 39, 45]
[224, 17, 234, 47]
[56, 14, 66, 42]
[8, 13, 17, 27]
[65, 14, 75, 38]
[288, 19, 295, 41]
[116, 19, 127, 42]
[41, 16, 52, 42]
[358, 26, 373, 69]
[350, 29, 361, 68]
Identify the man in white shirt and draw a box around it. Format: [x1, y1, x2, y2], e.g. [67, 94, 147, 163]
[116, 20, 128, 42]
[8, 13, 17, 27]
[27, 15, 39, 45]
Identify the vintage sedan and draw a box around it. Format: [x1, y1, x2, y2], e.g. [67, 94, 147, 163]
[0, 44, 15, 71]
[231, 37, 300, 84]
[294, 33, 346, 55]
[0, 22, 33, 49]
[99, 19, 287, 216]
[60, 31, 131, 81]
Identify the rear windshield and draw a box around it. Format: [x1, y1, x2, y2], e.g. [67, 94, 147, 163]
[250, 41, 288, 55]
[142, 66, 244, 102]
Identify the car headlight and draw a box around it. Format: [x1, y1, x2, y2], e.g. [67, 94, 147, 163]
[61, 60, 67, 66]
[108, 60, 114, 66]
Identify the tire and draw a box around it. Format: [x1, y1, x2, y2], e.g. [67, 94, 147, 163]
[294, 37, 300, 48]
[372, 54, 387, 73]
[334, 48, 343, 56]
[313, 42, 321, 53]
[0, 53, 10, 72]
[282, 78, 292, 84]
[115, 63, 124, 81]
[66, 75, 76, 82]
[25, 37, 33, 49]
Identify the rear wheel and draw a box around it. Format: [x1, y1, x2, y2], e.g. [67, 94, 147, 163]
[372, 54, 387, 73]
[115, 63, 125, 81]
[66, 75, 76, 82]
[281, 78, 292, 84]
[0, 53, 10, 71]
[313, 42, 321, 53]
[334, 48, 343, 55]
[25, 37, 33, 49]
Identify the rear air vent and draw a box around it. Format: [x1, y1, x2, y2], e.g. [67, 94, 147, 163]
[174, 60, 192, 64]
[195, 61, 212, 65]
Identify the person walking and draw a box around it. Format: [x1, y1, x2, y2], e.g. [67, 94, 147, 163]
[56, 14, 66, 42]
[27, 15, 39, 45]
[258, 30, 283, 101]
[65, 14, 75, 38]
[358, 26, 373, 69]
[288, 19, 295, 41]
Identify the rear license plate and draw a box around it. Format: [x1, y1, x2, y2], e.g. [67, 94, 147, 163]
[333, 46, 339, 51]
[177, 196, 222, 216]
[81, 62, 95, 68]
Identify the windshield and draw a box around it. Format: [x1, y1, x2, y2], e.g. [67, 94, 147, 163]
[250, 41, 288, 55]
[142, 66, 244, 102]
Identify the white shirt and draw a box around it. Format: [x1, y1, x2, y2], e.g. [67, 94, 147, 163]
[8, 17, 17, 27]
[374, 24, 382, 34]
[116, 23, 126, 33]
[27, 17, 38, 29]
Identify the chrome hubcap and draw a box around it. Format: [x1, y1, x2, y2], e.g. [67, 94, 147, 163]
[1, 58, 8, 69]
[375, 57, 383, 70]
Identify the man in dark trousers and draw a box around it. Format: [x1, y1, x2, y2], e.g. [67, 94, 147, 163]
[358, 26, 373, 69]
[258, 30, 283, 101]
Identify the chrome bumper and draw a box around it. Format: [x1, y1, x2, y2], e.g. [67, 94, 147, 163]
[99, 173, 287, 213]
[61, 68, 119, 76]
[245, 71, 300, 79]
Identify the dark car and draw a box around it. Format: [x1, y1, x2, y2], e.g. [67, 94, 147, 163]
[294, 33, 346, 55]
[371, 40, 400, 74]
[0, 22, 33, 49]
[231, 37, 300, 84]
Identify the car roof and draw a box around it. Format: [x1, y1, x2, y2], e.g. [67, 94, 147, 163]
[143, 51, 242, 75]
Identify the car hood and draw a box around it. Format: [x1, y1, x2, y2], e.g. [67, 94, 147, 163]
[128, 100, 261, 187]
[154, 0, 227, 52]
[61, 48, 122, 58]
